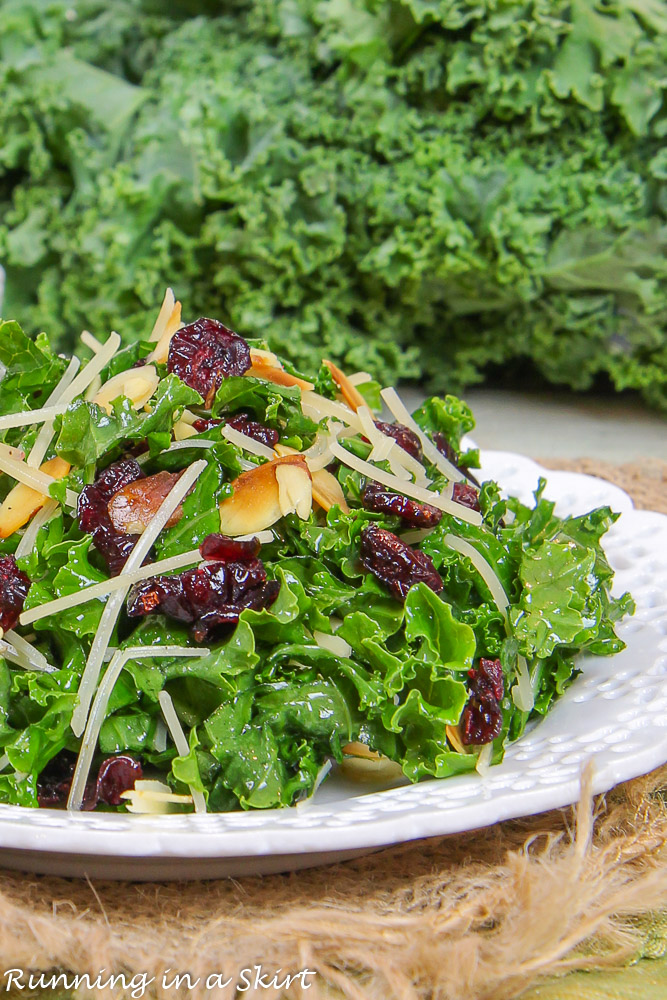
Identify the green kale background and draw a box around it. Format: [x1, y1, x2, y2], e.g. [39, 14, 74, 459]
[1, 0, 666, 407]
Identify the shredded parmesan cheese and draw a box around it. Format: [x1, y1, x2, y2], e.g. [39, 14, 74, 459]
[68, 645, 209, 811]
[475, 742, 494, 775]
[15, 498, 59, 560]
[27, 356, 81, 469]
[347, 372, 372, 386]
[0, 405, 70, 431]
[329, 441, 483, 526]
[0, 632, 56, 673]
[295, 758, 333, 809]
[301, 391, 363, 434]
[20, 547, 203, 626]
[57, 331, 121, 405]
[221, 423, 276, 460]
[357, 405, 395, 463]
[158, 690, 207, 814]
[380, 387, 465, 483]
[80, 330, 104, 354]
[512, 655, 534, 712]
[70, 460, 207, 738]
[443, 534, 509, 618]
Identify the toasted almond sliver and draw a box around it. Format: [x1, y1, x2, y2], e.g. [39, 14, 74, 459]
[275, 442, 348, 513]
[148, 288, 176, 342]
[311, 468, 349, 514]
[219, 455, 311, 536]
[173, 419, 199, 441]
[276, 462, 312, 519]
[247, 356, 314, 392]
[149, 302, 183, 364]
[323, 359, 366, 412]
[0, 457, 71, 539]
[93, 366, 160, 415]
[446, 724, 470, 755]
[107, 471, 184, 535]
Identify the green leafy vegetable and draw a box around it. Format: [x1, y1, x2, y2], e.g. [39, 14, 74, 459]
[1, 2, 666, 408]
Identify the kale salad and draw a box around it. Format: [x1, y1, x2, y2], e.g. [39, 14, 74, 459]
[0, 293, 634, 813]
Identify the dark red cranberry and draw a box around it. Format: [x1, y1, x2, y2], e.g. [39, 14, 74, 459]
[359, 524, 443, 602]
[96, 755, 143, 805]
[0, 556, 31, 633]
[37, 750, 97, 809]
[37, 750, 142, 809]
[227, 413, 279, 449]
[200, 533, 261, 561]
[434, 432, 480, 487]
[167, 318, 251, 407]
[37, 750, 78, 807]
[127, 538, 280, 641]
[361, 481, 442, 529]
[192, 417, 223, 433]
[452, 481, 481, 512]
[374, 421, 423, 461]
[77, 459, 145, 574]
[460, 658, 504, 746]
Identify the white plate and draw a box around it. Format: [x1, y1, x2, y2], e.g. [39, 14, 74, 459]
[1, 451, 665, 880]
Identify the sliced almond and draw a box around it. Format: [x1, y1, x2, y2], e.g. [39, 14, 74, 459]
[275, 442, 348, 513]
[0, 457, 71, 538]
[148, 288, 176, 342]
[94, 366, 160, 415]
[323, 359, 366, 412]
[340, 743, 405, 782]
[311, 467, 349, 514]
[173, 419, 199, 441]
[250, 347, 282, 368]
[342, 741, 382, 760]
[149, 300, 183, 364]
[179, 409, 199, 427]
[276, 462, 312, 519]
[446, 724, 470, 755]
[108, 471, 184, 535]
[247, 356, 314, 391]
[219, 455, 311, 536]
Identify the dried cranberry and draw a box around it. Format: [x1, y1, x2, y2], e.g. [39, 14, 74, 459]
[200, 533, 261, 561]
[37, 750, 142, 809]
[37, 750, 78, 807]
[127, 537, 279, 641]
[227, 413, 279, 449]
[361, 481, 441, 529]
[77, 459, 145, 575]
[0, 556, 31, 633]
[374, 421, 423, 461]
[434, 432, 480, 488]
[452, 481, 481, 512]
[167, 318, 251, 407]
[96, 755, 143, 805]
[359, 524, 443, 602]
[192, 417, 223, 433]
[460, 658, 504, 746]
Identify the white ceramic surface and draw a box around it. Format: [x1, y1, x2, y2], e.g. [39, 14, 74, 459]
[1, 451, 665, 880]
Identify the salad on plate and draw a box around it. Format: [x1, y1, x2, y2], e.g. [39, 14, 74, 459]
[0, 292, 633, 814]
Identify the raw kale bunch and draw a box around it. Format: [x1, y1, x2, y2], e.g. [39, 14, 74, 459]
[0, 1, 666, 407]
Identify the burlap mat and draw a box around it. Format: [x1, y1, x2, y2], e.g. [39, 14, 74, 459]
[0, 458, 665, 1000]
